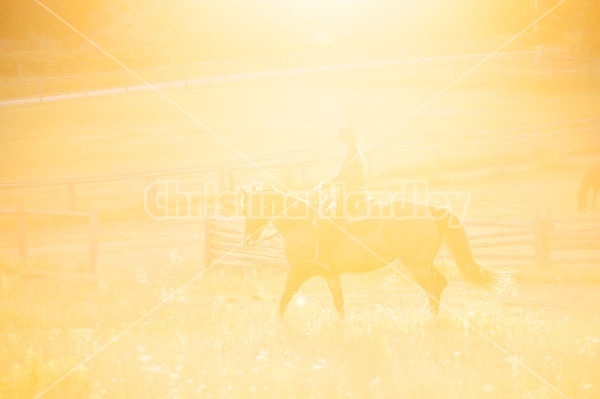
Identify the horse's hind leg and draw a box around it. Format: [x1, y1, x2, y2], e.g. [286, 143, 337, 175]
[428, 264, 448, 314]
[278, 268, 313, 319]
[407, 262, 447, 315]
[326, 274, 345, 319]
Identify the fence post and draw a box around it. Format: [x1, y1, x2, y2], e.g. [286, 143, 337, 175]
[559, 133, 567, 162]
[298, 162, 306, 188]
[82, 75, 88, 97]
[533, 208, 553, 266]
[497, 141, 507, 173]
[367, 156, 374, 190]
[228, 169, 235, 192]
[219, 167, 226, 191]
[284, 161, 293, 188]
[169, 56, 174, 87]
[184, 63, 189, 87]
[148, 177, 158, 202]
[219, 168, 234, 191]
[203, 213, 211, 268]
[17, 201, 27, 258]
[68, 183, 77, 211]
[37, 79, 43, 102]
[452, 57, 458, 79]
[89, 207, 99, 272]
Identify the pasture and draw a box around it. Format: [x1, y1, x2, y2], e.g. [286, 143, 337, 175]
[1, 60, 600, 398]
[1, 267, 599, 399]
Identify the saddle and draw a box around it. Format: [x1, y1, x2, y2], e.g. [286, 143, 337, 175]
[312, 193, 379, 268]
[321, 193, 374, 233]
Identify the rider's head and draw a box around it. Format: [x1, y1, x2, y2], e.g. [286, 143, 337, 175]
[335, 127, 357, 145]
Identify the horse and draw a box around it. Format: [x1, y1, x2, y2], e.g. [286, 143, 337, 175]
[578, 165, 600, 212]
[240, 187, 508, 318]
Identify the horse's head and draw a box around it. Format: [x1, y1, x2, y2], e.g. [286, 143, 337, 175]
[240, 186, 311, 245]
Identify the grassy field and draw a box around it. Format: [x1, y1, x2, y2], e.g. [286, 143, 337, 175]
[1, 62, 599, 181]
[1, 64, 599, 398]
[1, 266, 599, 399]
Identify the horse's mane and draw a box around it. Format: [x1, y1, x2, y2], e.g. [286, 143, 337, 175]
[243, 186, 314, 220]
[253, 186, 310, 205]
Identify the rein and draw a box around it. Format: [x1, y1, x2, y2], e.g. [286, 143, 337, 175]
[242, 187, 321, 247]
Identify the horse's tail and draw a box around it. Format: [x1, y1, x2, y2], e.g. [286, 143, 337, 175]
[442, 212, 509, 291]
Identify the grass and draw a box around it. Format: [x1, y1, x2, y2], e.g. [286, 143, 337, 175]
[1, 261, 599, 399]
[0, 183, 598, 398]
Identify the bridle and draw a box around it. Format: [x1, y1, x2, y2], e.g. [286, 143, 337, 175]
[242, 186, 322, 247]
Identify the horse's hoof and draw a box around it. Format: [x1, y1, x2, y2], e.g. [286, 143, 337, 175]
[429, 300, 441, 315]
[421, 299, 440, 316]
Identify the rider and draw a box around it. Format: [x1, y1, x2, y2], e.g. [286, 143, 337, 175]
[315, 127, 367, 268]
[332, 127, 367, 214]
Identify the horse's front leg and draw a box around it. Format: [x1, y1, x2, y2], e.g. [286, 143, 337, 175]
[326, 274, 345, 319]
[278, 268, 313, 319]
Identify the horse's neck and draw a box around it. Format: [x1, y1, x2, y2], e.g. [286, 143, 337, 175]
[272, 218, 311, 240]
[272, 218, 292, 237]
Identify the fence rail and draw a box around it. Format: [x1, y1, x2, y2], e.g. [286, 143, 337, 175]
[0, 204, 99, 272]
[1, 117, 598, 213]
[3, 48, 598, 106]
[202, 213, 600, 270]
[1, 50, 534, 105]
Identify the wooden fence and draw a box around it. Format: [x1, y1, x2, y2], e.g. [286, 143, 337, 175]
[1, 117, 597, 213]
[0, 117, 596, 275]
[0, 204, 99, 272]
[203, 216, 284, 269]
[547, 216, 600, 265]
[202, 213, 600, 270]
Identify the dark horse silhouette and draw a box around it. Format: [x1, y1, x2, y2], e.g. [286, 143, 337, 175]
[241, 188, 507, 318]
[578, 165, 600, 212]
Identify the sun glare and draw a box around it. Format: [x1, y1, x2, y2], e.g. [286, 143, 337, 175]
[296, 295, 307, 307]
[1, 0, 599, 398]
